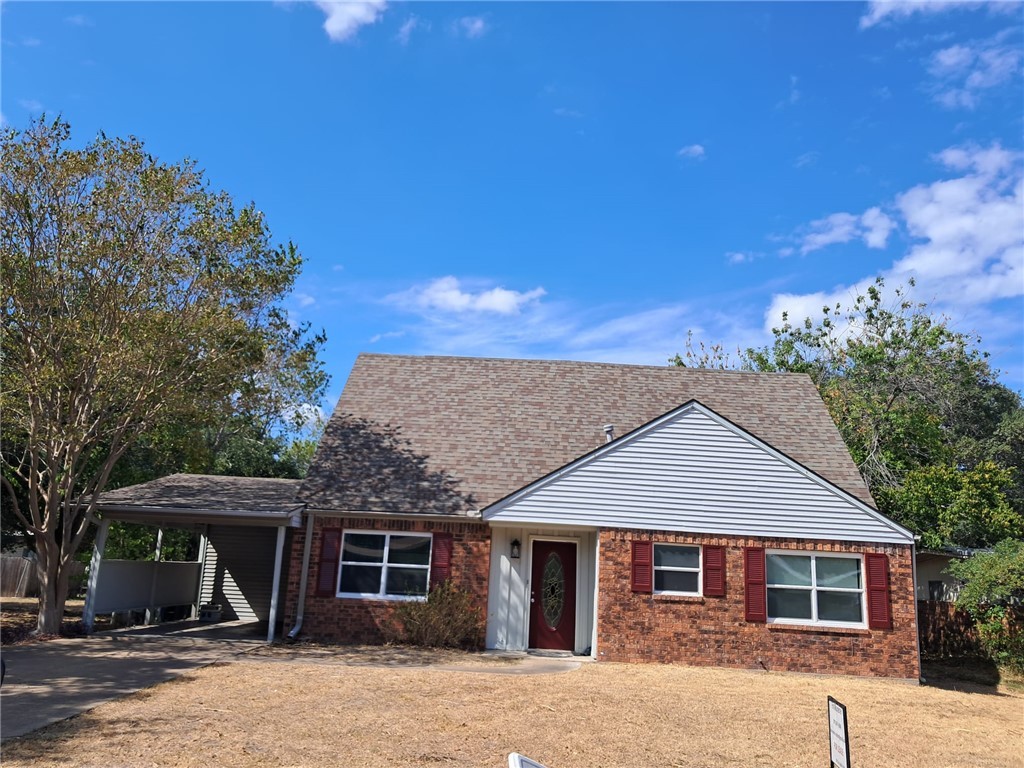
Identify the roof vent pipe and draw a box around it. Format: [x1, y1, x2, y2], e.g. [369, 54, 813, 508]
[603, 424, 615, 443]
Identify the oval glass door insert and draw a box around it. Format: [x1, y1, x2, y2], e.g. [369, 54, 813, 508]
[542, 551, 565, 629]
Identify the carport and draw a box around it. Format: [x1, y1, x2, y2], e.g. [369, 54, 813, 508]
[84, 474, 303, 642]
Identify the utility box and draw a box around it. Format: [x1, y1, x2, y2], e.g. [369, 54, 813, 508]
[198, 603, 222, 622]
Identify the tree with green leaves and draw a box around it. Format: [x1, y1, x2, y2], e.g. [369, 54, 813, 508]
[1, 118, 328, 634]
[948, 539, 1024, 672]
[674, 278, 1023, 549]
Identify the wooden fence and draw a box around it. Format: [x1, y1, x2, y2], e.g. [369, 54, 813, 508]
[917, 599, 982, 657]
[0, 556, 86, 598]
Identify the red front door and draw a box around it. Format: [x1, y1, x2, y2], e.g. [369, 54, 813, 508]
[529, 540, 577, 651]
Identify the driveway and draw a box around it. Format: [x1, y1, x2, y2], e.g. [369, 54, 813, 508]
[0, 620, 264, 741]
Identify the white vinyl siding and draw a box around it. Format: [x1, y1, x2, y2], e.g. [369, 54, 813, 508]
[484, 404, 911, 544]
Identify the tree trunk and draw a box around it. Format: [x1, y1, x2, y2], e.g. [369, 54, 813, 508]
[35, 538, 70, 636]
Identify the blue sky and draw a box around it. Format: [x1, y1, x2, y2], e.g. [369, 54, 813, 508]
[3, 0, 1023, 408]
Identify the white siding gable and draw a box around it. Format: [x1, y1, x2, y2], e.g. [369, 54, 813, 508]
[483, 402, 913, 545]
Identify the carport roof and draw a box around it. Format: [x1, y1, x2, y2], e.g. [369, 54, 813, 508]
[95, 474, 303, 527]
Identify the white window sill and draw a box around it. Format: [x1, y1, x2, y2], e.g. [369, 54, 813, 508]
[335, 593, 428, 602]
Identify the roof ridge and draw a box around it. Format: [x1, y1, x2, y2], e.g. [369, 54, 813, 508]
[354, 352, 811, 377]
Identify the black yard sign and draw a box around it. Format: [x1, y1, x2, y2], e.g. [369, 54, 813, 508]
[827, 696, 851, 768]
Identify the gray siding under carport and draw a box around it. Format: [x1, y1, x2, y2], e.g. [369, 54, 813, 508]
[199, 526, 290, 622]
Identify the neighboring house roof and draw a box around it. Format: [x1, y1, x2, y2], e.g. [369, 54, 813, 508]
[302, 354, 875, 514]
[96, 474, 302, 527]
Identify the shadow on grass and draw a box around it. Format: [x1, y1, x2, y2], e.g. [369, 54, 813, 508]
[921, 656, 1021, 696]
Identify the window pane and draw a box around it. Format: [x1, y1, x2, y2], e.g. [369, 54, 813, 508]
[654, 545, 699, 569]
[339, 564, 383, 594]
[388, 536, 431, 566]
[386, 567, 429, 596]
[818, 591, 863, 623]
[768, 588, 812, 620]
[655, 570, 699, 593]
[816, 557, 861, 589]
[767, 554, 812, 586]
[343, 534, 385, 563]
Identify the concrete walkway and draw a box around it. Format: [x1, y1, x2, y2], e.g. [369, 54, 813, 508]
[0, 621, 264, 741]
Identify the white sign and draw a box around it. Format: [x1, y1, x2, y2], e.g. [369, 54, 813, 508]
[508, 753, 548, 768]
[827, 696, 851, 768]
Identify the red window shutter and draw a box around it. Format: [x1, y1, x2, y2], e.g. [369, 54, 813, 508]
[430, 532, 454, 589]
[703, 545, 726, 596]
[865, 553, 892, 630]
[744, 547, 767, 622]
[315, 528, 342, 597]
[631, 540, 653, 593]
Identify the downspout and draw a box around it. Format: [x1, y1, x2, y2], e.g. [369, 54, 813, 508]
[287, 512, 316, 640]
[911, 536, 923, 683]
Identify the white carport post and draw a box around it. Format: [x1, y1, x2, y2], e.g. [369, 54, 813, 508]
[191, 526, 208, 619]
[267, 525, 287, 643]
[145, 527, 164, 625]
[82, 518, 110, 633]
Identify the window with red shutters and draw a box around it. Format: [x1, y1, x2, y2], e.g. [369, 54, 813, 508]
[631, 540, 653, 593]
[430, 532, 454, 589]
[315, 528, 342, 597]
[865, 552, 892, 630]
[744, 546, 767, 622]
[703, 545, 726, 597]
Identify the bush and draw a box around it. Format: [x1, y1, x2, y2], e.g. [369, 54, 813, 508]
[390, 581, 484, 650]
[948, 538, 1024, 673]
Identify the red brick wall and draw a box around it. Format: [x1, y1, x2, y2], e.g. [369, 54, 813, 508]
[283, 516, 491, 645]
[597, 530, 920, 679]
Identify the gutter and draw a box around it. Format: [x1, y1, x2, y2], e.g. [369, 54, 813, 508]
[97, 503, 305, 527]
[287, 511, 316, 640]
[304, 507, 483, 521]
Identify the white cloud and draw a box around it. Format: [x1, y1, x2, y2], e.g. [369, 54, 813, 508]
[395, 15, 425, 45]
[726, 251, 763, 265]
[64, 14, 93, 27]
[794, 151, 820, 169]
[18, 99, 43, 112]
[295, 293, 317, 308]
[800, 213, 861, 254]
[455, 16, 488, 39]
[892, 143, 1022, 303]
[859, 1, 1014, 29]
[388, 276, 545, 316]
[22, 38, 42, 47]
[776, 75, 800, 108]
[369, 330, 406, 343]
[315, 1, 387, 42]
[765, 142, 1023, 377]
[677, 144, 706, 160]
[554, 107, 584, 119]
[798, 208, 896, 255]
[928, 31, 1023, 110]
[861, 206, 897, 248]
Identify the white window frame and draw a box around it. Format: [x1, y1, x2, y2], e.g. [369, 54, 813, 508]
[653, 543, 702, 596]
[765, 551, 866, 628]
[336, 530, 433, 601]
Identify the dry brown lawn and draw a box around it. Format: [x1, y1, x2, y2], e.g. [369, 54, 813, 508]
[3, 656, 1021, 768]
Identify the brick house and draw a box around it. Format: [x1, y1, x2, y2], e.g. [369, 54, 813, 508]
[283, 354, 920, 680]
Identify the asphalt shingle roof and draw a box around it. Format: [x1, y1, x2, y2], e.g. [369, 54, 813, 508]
[98, 474, 301, 513]
[301, 354, 874, 514]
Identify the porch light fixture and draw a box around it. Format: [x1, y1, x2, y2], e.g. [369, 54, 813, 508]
[510, 539, 521, 559]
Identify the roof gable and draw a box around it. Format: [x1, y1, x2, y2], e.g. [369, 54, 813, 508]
[302, 354, 875, 513]
[484, 402, 913, 544]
